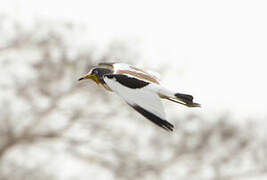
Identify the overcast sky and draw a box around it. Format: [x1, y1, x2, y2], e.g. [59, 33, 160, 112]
[2, 0, 267, 119]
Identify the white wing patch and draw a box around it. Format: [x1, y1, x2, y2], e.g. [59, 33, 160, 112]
[113, 63, 132, 72]
[103, 75, 174, 131]
[113, 63, 161, 81]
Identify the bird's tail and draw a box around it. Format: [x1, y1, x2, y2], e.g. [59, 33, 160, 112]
[171, 93, 201, 107]
[157, 86, 201, 108]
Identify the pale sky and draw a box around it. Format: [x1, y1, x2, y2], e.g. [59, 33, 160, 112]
[2, 0, 267, 119]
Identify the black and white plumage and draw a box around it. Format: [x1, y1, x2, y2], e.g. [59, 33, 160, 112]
[78, 62, 200, 132]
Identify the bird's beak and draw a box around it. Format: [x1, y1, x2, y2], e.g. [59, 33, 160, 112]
[78, 74, 101, 86]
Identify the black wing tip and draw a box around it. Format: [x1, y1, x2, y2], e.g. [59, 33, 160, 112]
[159, 120, 174, 131]
[131, 104, 174, 132]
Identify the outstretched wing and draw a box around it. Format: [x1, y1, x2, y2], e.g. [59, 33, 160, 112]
[112, 63, 161, 84]
[103, 74, 174, 131]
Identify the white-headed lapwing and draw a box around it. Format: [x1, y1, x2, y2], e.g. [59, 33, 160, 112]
[78, 62, 200, 132]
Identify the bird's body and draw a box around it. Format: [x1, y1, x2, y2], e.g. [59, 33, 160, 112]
[78, 62, 200, 131]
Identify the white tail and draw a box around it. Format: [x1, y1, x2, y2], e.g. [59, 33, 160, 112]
[151, 85, 201, 108]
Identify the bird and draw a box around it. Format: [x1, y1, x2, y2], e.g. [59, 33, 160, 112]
[78, 62, 200, 132]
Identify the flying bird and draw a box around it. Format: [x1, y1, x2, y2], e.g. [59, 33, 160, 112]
[78, 62, 200, 131]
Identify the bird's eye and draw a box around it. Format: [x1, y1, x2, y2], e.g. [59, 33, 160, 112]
[93, 69, 98, 74]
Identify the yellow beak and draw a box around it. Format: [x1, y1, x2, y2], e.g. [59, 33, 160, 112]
[78, 74, 101, 86]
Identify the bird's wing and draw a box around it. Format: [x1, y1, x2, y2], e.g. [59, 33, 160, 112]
[97, 62, 115, 70]
[112, 63, 161, 84]
[145, 70, 161, 81]
[112, 63, 132, 72]
[103, 74, 174, 131]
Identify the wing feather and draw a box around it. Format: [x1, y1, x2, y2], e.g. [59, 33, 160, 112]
[103, 74, 173, 131]
[113, 63, 161, 84]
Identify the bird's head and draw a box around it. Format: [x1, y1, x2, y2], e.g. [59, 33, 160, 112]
[78, 67, 101, 86]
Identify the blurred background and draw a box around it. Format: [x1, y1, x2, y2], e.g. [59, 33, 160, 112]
[1, 0, 267, 180]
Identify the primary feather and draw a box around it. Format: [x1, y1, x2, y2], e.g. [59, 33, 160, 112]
[104, 74, 174, 131]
